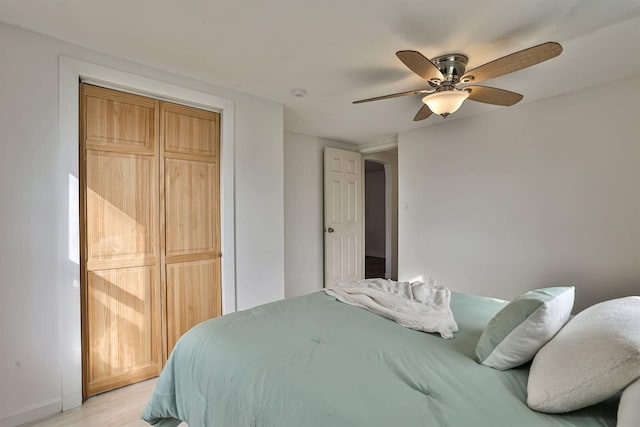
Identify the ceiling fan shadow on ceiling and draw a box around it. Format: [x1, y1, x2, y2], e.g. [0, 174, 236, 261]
[353, 42, 562, 121]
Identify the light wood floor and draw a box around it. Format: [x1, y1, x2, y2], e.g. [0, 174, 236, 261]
[20, 379, 186, 427]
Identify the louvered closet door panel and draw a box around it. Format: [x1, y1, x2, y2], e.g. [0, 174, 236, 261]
[81, 84, 162, 398]
[160, 102, 221, 357]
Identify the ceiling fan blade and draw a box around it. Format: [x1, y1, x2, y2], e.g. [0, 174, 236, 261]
[413, 104, 433, 121]
[353, 89, 430, 104]
[465, 85, 523, 106]
[396, 50, 445, 82]
[461, 42, 562, 84]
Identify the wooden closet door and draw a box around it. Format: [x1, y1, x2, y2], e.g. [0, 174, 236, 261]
[80, 84, 162, 397]
[160, 102, 221, 357]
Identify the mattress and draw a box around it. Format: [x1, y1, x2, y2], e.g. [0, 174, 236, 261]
[142, 291, 617, 427]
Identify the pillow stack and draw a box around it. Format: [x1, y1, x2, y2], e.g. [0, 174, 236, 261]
[527, 296, 640, 415]
[476, 286, 575, 370]
[618, 378, 640, 427]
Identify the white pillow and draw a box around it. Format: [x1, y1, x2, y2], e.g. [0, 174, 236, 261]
[475, 286, 574, 370]
[618, 378, 640, 427]
[527, 296, 640, 413]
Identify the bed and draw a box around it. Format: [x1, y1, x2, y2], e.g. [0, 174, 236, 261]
[142, 291, 617, 427]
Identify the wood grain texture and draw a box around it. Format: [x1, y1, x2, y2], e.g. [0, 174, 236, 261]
[163, 102, 218, 158]
[462, 42, 562, 84]
[396, 50, 444, 81]
[414, 104, 433, 121]
[164, 158, 216, 257]
[160, 101, 221, 357]
[84, 84, 156, 153]
[85, 150, 157, 265]
[353, 88, 429, 104]
[81, 84, 162, 398]
[465, 85, 523, 106]
[166, 260, 221, 351]
[86, 267, 160, 396]
[80, 85, 221, 398]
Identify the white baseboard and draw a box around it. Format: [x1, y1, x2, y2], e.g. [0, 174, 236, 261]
[0, 399, 61, 427]
[62, 392, 82, 412]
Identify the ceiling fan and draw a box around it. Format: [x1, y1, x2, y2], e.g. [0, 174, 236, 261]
[353, 42, 562, 121]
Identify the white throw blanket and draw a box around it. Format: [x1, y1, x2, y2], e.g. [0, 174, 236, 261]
[324, 278, 459, 339]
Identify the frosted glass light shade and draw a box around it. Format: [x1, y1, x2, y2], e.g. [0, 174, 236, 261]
[422, 90, 469, 116]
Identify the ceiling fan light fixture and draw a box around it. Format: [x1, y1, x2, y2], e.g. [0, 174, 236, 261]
[422, 90, 469, 117]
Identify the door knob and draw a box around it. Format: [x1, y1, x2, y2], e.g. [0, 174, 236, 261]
[327, 227, 334, 233]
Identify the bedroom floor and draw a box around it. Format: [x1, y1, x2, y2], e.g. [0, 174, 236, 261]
[20, 378, 185, 427]
[365, 256, 385, 279]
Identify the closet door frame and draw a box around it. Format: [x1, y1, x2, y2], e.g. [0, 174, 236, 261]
[59, 57, 236, 411]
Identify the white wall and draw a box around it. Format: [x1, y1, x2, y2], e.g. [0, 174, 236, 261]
[398, 74, 640, 311]
[283, 131, 356, 298]
[0, 22, 284, 426]
[234, 97, 285, 311]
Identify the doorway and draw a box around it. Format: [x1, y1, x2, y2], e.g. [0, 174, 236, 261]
[364, 160, 386, 278]
[363, 149, 398, 280]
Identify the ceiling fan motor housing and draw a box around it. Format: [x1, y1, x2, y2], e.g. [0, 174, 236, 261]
[430, 54, 469, 84]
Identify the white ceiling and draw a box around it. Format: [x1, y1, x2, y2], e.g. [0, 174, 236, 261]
[2, 0, 640, 146]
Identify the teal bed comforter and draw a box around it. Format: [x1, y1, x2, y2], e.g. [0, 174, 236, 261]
[142, 291, 617, 427]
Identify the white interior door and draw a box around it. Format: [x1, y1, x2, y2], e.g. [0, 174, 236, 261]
[324, 147, 364, 287]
